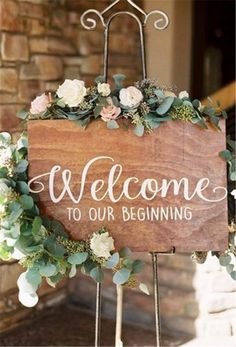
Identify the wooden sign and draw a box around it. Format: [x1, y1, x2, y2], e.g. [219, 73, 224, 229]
[28, 120, 228, 252]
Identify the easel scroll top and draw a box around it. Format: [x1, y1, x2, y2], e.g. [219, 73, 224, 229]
[80, 0, 169, 80]
[80, 0, 169, 31]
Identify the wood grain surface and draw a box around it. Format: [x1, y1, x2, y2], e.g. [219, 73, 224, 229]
[28, 119, 228, 252]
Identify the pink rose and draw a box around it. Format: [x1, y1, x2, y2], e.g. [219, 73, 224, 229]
[30, 93, 50, 115]
[100, 98, 121, 122]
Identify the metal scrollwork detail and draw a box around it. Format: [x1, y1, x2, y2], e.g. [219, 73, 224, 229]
[80, 0, 169, 31]
[80, 9, 106, 30]
[144, 10, 169, 31]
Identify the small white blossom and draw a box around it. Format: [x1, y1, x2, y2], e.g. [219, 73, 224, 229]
[0, 132, 11, 146]
[231, 189, 236, 200]
[0, 181, 12, 200]
[11, 247, 25, 260]
[17, 271, 37, 294]
[119, 86, 143, 108]
[97, 83, 111, 97]
[18, 291, 39, 308]
[5, 237, 17, 247]
[179, 91, 189, 99]
[0, 146, 12, 167]
[90, 232, 115, 259]
[57, 79, 87, 107]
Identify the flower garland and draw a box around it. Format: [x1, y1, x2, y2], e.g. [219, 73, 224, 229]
[0, 132, 148, 307]
[18, 75, 227, 136]
[1, 75, 235, 308]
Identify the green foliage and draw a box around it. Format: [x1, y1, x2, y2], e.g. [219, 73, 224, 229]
[16, 76, 227, 137]
[113, 268, 131, 285]
[107, 120, 119, 129]
[68, 252, 88, 265]
[90, 267, 104, 283]
[105, 252, 119, 269]
[156, 96, 175, 115]
[134, 124, 144, 137]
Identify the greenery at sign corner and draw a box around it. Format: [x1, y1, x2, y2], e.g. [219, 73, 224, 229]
[17, 74, 227, 137]
[193, 136, 236, 280]
[0, 133, 148, 294]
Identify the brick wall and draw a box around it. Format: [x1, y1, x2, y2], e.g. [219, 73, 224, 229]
[0, 0, 142, 332]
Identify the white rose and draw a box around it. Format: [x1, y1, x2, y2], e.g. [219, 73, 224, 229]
[97, 83, 111, 97]
[57, 79, 87, 107]
[119, 86, 143, 107]
[90, 232, 115, 259]
[179, 91, 189, 99]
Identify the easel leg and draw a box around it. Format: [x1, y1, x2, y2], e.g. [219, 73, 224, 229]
[115, 285, 124, 347]
[152, 252, 161, 347]
[95, 282, 102, 347]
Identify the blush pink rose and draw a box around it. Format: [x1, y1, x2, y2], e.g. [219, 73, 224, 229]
[100, 98, 121, 122]
[30, 93, 50, 115]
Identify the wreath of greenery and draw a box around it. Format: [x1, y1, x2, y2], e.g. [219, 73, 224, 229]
[0, 75, 235, 307]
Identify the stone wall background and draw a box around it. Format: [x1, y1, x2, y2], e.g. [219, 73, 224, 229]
[0, 0, 235, 344]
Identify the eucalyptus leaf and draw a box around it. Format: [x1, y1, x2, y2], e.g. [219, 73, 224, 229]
[95, 75, 106, 84]
[51, 220, 67, 237]
[44, 236, 65, 258]
[94, 106, 102, 118]
[154, 90, 165, 99]
[226, 264, 234, 274]
[119, 247, 132, 258]
[17, 110, 29, 120]
[105, 252, 119, 269]
[9, 208, 23, 223]
[113, 268, 130, 285]
[83, 259, 97, 275]
[227, 136, 236, 151]
[20, 195, 34, 210]
[139, 283, 150, 295]
[230, 271, 236, 280]
[219, 254, 231, 266]
[123, 258, 134, 270]
[134, 124, 144, 137]
[132, 259, 145, 274]
[219, 150, 232, 162]
[192, 99, 200, 109]
[16, 181, 29, 194]
[107, 120, 119, 129]
[113, 74, 126, 89]
[230, 171, 236, 181]
[222, 110, 227, 119]
[15, 160, 28, 173]
[68, 252, 88, 265]
[32, 216, 42, 237]
[69, 264, 77, 278]
[26, 268, 42, 288]
[90, 267, 104, 283]
[156, 97, 174, 115]
[39, 263, 57, 277]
